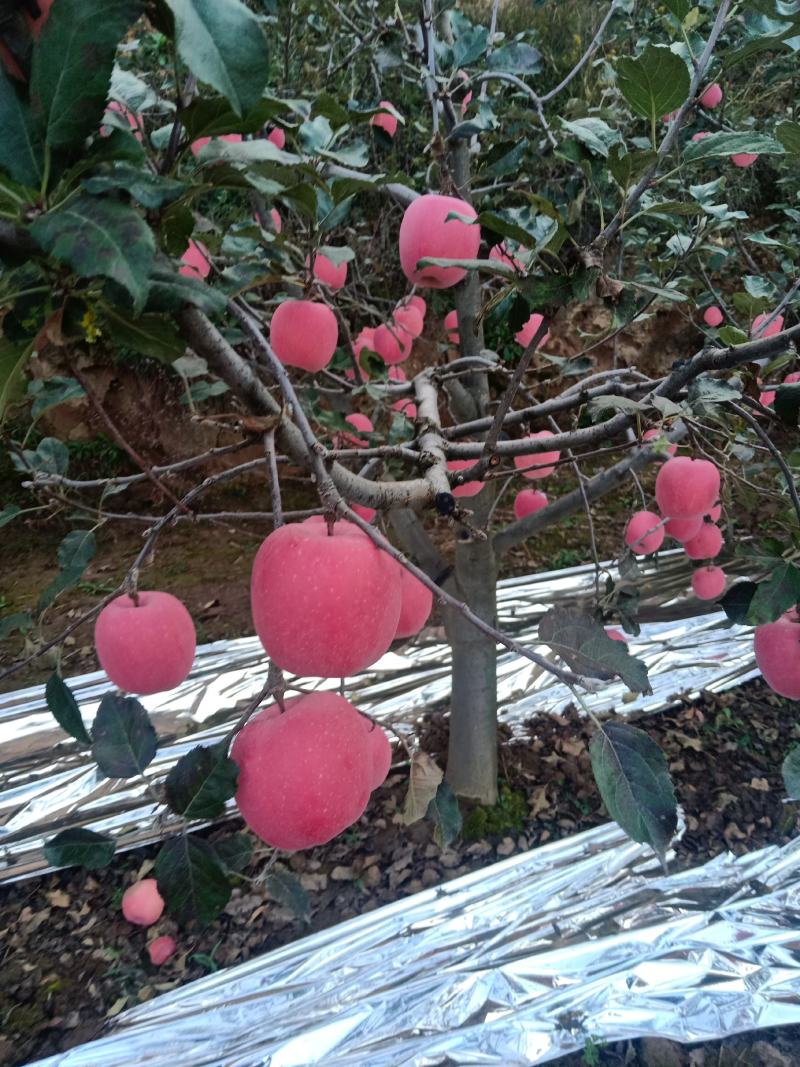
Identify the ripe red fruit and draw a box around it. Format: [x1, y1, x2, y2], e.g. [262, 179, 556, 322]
[684, 523, 723, 560]
[642, 428, 677, 456]
[692, 566, 726, 600]
[754, 611, 800, 699]
[392, 304, 424, 338]
[448, 459, 483, 497]
[731, 153, 758, 168]
[101, 101, 144, 141]
[309, 251, 348, 290]
[655, 456, 720, 518]
[371, 100, 400, 137]
[692, 131, 712, 142]
[350, 502, 376, 522]
[231, 693, 373, 849]
[399, 194, 480, 289]
[489, 242, 526, 272]
[26, 0, 53, 35]
[513, 489, 548, 520]
[703, 306, 723, 327]
[444, 309, 459, 344]
[624, 511, 665, 556]
[95, 592, 196, 695]
[513, 431, 560, 480]
[395, 567, 433, 639]
[270, 208, 282, 233]
[606, 628, 627, 644]
[707, 503, 722, 522]
[250, 518, 402, 677]
[266, 126, 285, 149]
[179, 239, 211, 280]
[122, 879, 164, 926]
[373, 323, 411, 365]
[337, 412, 373, 449]
[388, 366, 416, 419]
[270, 300, 338, 372]
[751, 311, 784, 339]
[699, 83, 723, 108]
[148, 935, 177, 965]
[514, 313, 550, 349]
[408, 295, 427, 317]
[362, 719, 392, 790]
[190, 133, 242, 157]
[664, 515, 703, 542]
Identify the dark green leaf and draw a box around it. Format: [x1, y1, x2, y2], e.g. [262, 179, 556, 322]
[30, 0, 144, 150]
[154, 835, 231, 925]
[451, 23, 489, 66]
[663, 0, 690, 19]
[27, 377, 85, 419]
[776, 120, 800, 157]
[214, 832, 253, 873]
[57, 528, 96, 571]
[164, 0, 270, 117]
[44, 827, 116, 869]
[146, 264, 227, 316]
[774, 383, 800, 427]
[46, 672, 91, 745]
[164, 743, 239, 819]
[684, 131, 785, 162]
[105, 306, 186, 362]
[747, 563, 800, 625]
[0, 338, 31, 422]
[590, 721, 677, 863]
[719, 581, 757, 624]
[0, 68, 43, 186]
[0, 611, 33, 640]
[717, 325, 749, 346]
[539, 607, 651, 694]
[782, 745, 800, 800]
[264, 865, 311, 923]
[0, 503, 21, 529]
[616, 46, 690, 125]
[490, 42, 541, 74]
[31, 195, 154, 313]
[180, 96, 278, 139]
[559, 117, 621, 158]
[84, 164, 187, 209]
[427, 781, 462, 848]
[12, 437, 69, 475]
[687, 375, 742, 407]
[608, 146, 657, 188]
[91, 693, 158, 778]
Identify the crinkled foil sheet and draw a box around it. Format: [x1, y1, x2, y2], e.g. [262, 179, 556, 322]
[1, 552, 757, 884]
[30, 828, 800, 1066]
[9, 553, 799, 1065]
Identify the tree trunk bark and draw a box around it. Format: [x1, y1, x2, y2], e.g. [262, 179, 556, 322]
[443, 487, 498, 804]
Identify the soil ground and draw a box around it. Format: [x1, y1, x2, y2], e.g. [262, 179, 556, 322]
[1, 678, 798, 1067]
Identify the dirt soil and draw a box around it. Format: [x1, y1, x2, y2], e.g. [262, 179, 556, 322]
[1, 678, 798, 1067]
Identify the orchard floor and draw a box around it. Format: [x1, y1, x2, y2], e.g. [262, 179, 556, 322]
[2, 678, 799, 1067]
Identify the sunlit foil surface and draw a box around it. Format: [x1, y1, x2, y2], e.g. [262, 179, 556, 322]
[9, 554, 797, 1065]
[1, 552, 757, 883]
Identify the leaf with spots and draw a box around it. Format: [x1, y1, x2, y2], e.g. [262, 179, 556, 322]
[539, 607, 651, 694]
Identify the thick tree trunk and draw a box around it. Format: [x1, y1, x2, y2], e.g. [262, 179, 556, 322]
[443, 487, 498, 804]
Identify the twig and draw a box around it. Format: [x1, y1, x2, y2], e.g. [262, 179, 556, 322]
[729, 401, 800, 525]
[264, 430, 283, 527]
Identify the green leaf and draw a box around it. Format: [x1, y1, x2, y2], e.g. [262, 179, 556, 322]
[84, 164, 187, 209]
[559, 117, 621, 158]
[747, 563, 800, 625]
[154, 835, 231, 925]
[0, 611, 33, 640]
[27, 377, 86, 420]
[0, 68, 43, 186]
[0, 504, 21, 529]
[12, 437, 69, 475]
[264, 865, 311, 923]
[774, 383, 800, 427]
[31, 195, 155, 313]
[451, 21, 489, 67]
[590, 721, 677, 863]
[687, 375, 742, 408]
[490, 42, 541, 74]
[776, 120, 800, 156]
[30, 0, 144, 150]
[58, 528, 96, 571]
[164, 0, 270, 117]
[91, 693, 158, 778]
[104, 306, 186, 363]
[683, 131, 785, 162]
[180, 96, 278, 140]
[718, 325, 749, 346]
[782, 745, 800, 801]
[608, 146, 658, 188]
[538, 607, 652, 694]
[663, 0, 691, 19]
[46, 672, 91, 745]
[400, 750, 444, 825]
[427, 782, 462, 848]
[616, 46, 690, 126]
[719, 581, 757, 624]
[0, 338, 31, 423]
[214, 832, 253, 873]
[146, 265, 227, 316]
[164, 743, 239, 819]
[44, 828, 116, 870]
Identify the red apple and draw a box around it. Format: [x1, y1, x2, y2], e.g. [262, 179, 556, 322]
[270, 300, 338, 372]
[190, 133, 242, 157]
[408, 295, 427, 317]
[754, 610, 800, 699]
[179, 239, 211, 280]
[514, 313, 550, 349]
[624, 511, 665, 556]
[147, 935, 177, 965]
[250, 517, 401, 677]
[751, 311, 784, 339]
[513, 430, 560, 480]
[489, 242, 526, 272]
[373, 323, 411, 365]
[399, 194, 480, 289]
[642, 428, 677, 456]
[309, 250, 348, 290]
[371, 100, 400, 137]
[95, 591, 196, 695]
[703, 305, 723, 327]
[606, 628, 627, 644]
[122, 879, 164, 926]
[362, 718, 392, 790]
[231, 692, 373, 849]
[444, 309, 459, 344]
[395, 566, 433, 639]
[655, 456, 720, 518]
[683, 522, 723, 560]
[448, 459, 483, 497]
[731, 153, 758, 168]
[392, 304, 424, 338]
[266, 126, 285, 149]
[692, 565, 726, 600]
[513, 489, 548, 520]
[699, 83, 723, 108]
[664, 515, 703, 542]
